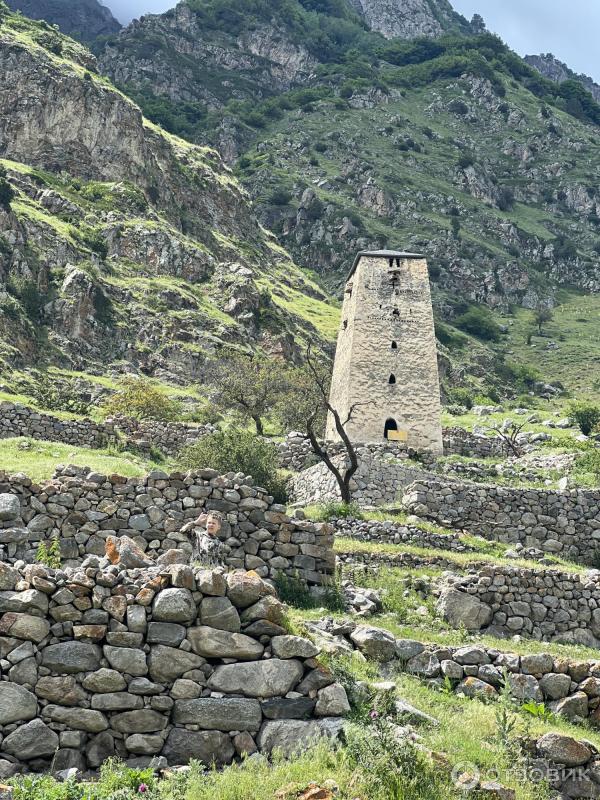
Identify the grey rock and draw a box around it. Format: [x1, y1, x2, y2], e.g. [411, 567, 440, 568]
[44, 705, 108, 732]
[163, 729, 234, 766]
[104, 645, 148, 676]
[350, 625, 397, 662]
[199, 596, 240, 632]
[82, 668, 127, 693]
[257, 720, 323, 756]
[0, 682, 37, 724]
[394, 699, 439, 727]
[539, 673, 571, 700]
[0, 493, 20, 520]
[187, 626, 263, 660]
[436, 587, 492, 631]
[148, 645, 205, 683]
[42, 642, 101, 673]
[110, 709, 167, 733]
[261, 697, 316, 720]
[537, 733, 592, 766]
[271, 635, 319, 659]
[152, 588, 196, 623]
[173, 697, 262, 731]
[86, 732, 115, 768]
[315, 683, 350, 716]
[125, 734, 164, 755]
[3, 719, 58, 759]
[147, 621, 186, 647]
[208, 658, 304, 698]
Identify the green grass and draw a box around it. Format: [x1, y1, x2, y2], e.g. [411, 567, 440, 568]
[0, 437, 162, 481]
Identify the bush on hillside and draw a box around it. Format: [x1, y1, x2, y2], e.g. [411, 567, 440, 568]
[102, 377, 182, 422]
[0, 167, 14, 211]
[454, 306, 501, 341]
[567, 401, 600, 436]
[31, 375, 91, 416]
[178, 429, 288, 502]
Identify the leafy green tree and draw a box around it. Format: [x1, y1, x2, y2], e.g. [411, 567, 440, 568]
[0, 167, 14, 211]
[454, 306, 501, 341]
[533, 304, 554, 335]
[208, 355, 289, 436]
[568, 401, 600, 436]
[179, 429, 287, 501]
[103, 377, 182, 422]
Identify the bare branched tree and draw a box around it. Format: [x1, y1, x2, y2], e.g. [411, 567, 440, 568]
[486, 419, 528, 457]
[280, 345, 370, 504]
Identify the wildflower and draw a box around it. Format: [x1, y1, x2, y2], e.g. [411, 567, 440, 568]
[138, 784, 148, 793]
[369, 709, 379, 719]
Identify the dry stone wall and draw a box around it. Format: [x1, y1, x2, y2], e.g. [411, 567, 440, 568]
[290, 447, 434, 507]
[0, 563, 349, 775]
[0, 469, 335, 587]
[403, 479, 600, 565]
[0, 402, 215, 457]
[436, 565, 600, 648]
[330, 517, 471, 551]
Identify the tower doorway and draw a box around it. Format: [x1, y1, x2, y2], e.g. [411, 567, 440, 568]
[384, 418, 398, 439]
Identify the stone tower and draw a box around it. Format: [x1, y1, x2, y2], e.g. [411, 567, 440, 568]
[325, 250, 442, 454]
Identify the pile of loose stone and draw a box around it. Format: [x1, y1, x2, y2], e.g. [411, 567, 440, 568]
[0, 560, 350, 777]
[307, 618, 600, 725]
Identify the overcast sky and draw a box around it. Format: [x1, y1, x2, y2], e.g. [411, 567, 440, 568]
[104, 0, 600, 83]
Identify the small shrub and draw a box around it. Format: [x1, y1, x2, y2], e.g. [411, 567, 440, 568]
[179, 429, 288, 502]
[313, 501, 363, 521]
[457, 153, 474, 169]
[448, 387, 474, 409]
[103, 377, 182, 422]
[36, 536, 61, 569]
[274, 571, 313, 609]
[568, 401, 600, 436]
[455, 306, 501, 341]
[268, 188, 292, 206]
[31, 375, 91, 415]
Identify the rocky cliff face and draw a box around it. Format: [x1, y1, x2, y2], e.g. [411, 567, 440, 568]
[346, 0, 467, 39]
[525, 53, 600, 103]
[6, 0, 121, 42]
[100, 3, 314, 111]
[0, 10, 335, 380]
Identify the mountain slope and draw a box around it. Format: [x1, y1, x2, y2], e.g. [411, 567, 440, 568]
[525, 53, 600, 104]
[0, 6, 336, 383]
[5, 0, 121, 42]
[347, 0, 469, 39]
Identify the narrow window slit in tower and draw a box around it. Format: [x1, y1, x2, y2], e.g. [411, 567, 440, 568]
[343, 320, 348, 330]
[392, 308, 400, 317]
[391, 341, 397, 349]
[389, 374, 396, 385]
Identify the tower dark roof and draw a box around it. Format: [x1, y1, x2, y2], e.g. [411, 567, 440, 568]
[347, 250, 424, 280]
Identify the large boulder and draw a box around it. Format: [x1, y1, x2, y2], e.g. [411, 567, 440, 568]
[350, 626, 397, 662]
[436, 587, 492, 631]
[208, 659, 303, 698]
[537, 733, 592, 766]
[173, 698, 262, 731]
[103, 646, 148, 676]
[3, 719, 58, 760]
[0, 683, 37, 725]
[152, 588, 196, 623]
[163, 729, 234, 766]
[187, 627, 263, 660]
[107, 535, 154, 568]
[0, 562, 19, 591]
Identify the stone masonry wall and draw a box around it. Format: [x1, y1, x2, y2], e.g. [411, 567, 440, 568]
[0, 563, 349, 775]
[403, 479, 600, 566]
[437, 565, 600, 648]
[290, 447, 435, 507]
[0, 402, 214, 457]
[0, 469, 335, 587]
